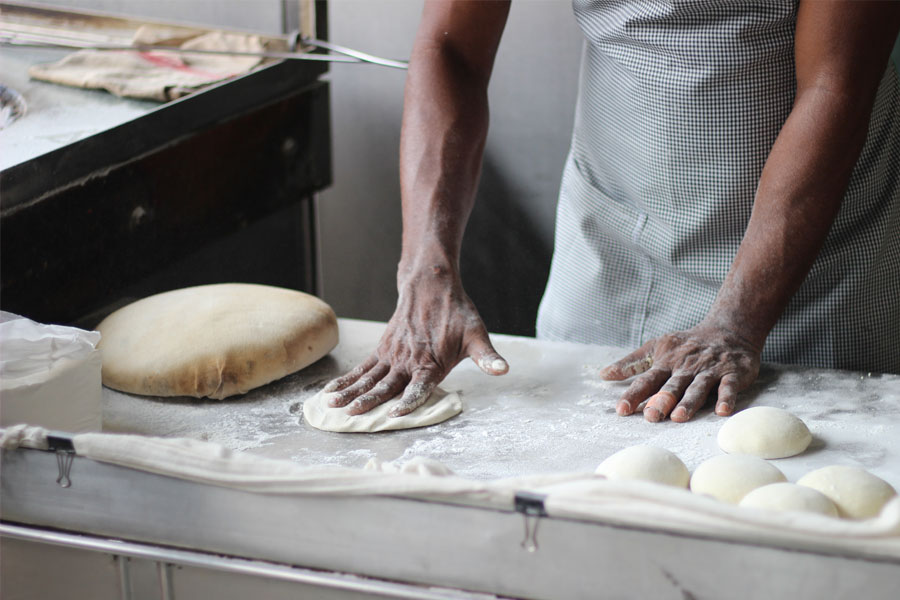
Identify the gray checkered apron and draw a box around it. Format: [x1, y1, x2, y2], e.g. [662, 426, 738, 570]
[537, 0, 900, 374]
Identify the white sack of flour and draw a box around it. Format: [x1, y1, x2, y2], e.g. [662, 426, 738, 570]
[0, 312, 102, 432]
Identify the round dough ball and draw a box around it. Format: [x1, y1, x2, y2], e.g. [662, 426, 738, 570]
[797, 465, 898, 519]
[97, 284, 338, 399]
[595, 445, 690, 488]
[690, 454, 787, 504]
[739, 483, 839, 517]
[717, 406, 812, 459]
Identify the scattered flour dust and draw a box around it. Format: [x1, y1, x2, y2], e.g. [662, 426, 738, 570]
[102, 346, 900, 488]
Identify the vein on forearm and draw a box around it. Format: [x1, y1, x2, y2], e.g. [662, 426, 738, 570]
[709, 84, 876, 346]
[707, 0, 900, 346]
[399, 44, 491, 273]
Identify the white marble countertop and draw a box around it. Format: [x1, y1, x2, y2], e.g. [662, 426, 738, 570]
[103, 319, 900, 488]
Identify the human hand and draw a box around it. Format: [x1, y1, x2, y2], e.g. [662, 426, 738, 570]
[322, 268, 508, 417]
[599, 323, 761, 423]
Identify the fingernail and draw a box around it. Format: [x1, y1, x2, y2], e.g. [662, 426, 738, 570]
[716, 402, 730, 415]
[671, 407, 687, 421]
[492, 359, 508, 372]
[644, 407, 662, 423]
[326, 392, 344, 407]
[616, 402, 631, 416]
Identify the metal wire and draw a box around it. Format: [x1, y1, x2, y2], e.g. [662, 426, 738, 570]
[0, 29, 409, 70]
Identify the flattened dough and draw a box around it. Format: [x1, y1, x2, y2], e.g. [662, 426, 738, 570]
[303, 388, 462, 433]
[97, 284, 338, 400]
[717, 406, 811, 459]
[595, 445, 690, 488]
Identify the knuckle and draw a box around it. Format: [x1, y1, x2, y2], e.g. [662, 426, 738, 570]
[670, 369, 694, 380]
[627, 377, 651, 394]
[648, 367, 672, 381]
[352, 395, 381, 411]
[692, 372, 716, 386]
[659, 333, 682, 349]
[404, 380, 432, 398]
[679, 395, 701, 409]
[331, 389, 350, 401]
[412, 364, 442, 380]
[370, 383, 391, 397]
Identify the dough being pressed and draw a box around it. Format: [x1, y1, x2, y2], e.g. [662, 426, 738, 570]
[717, 406, 812, 459]
[97, 284, 338, 400]
[797, 465, 898, 519]
[739, 482, 839, 517]
[595, 445, 690, 488]
[303, 388, 462, 433]
[690, 454, 786, 504]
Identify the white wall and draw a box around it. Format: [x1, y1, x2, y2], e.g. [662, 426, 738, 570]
[30, 0, 583, 334]
[321, 0, 582, 334]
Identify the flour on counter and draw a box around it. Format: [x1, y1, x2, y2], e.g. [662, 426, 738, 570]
[101, 320, 900, 490]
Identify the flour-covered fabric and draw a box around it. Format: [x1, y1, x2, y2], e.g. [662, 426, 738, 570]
[69, 431, 584, 509]
[3, 427, 898, 557]
[0, 424, 49, 450]
[537, 0, 900, 374]
[540, 479, 900, 560]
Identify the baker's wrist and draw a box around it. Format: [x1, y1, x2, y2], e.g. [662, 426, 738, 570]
[397, 252, 460, 291]
[699, 307, 769, 352]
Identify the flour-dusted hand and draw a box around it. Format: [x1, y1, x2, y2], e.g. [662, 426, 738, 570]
[320, 2, 513, 417]
[599, 323, 761, 423]
[323, 267, 507, 417]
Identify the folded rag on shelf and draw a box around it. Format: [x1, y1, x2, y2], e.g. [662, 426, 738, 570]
[28, 25, 276, 101]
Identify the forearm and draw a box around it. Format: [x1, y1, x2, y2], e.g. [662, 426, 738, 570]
[321, 4, 512, 412]
[706, 0, 900, 349]
[398, 44, 490, 278]
[602, 0, 899, 422]
[705, 86, 868, 347]
[396, 1, 510, 285]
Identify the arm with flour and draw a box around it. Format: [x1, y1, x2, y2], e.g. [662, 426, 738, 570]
[323, 1, 512, 415]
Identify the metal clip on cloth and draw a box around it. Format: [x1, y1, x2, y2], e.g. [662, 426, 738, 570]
[47, 433, 76, 488]
[515, 491, 548, 553]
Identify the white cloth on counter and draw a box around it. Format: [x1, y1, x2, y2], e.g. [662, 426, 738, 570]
[365, 456, 456, 476]
[0, 313, 102, 433]
[0, 424, 50, 450]
[70, 430, 584, 509]
[538, 478, 900, 559]
[2, 426, 898, 559]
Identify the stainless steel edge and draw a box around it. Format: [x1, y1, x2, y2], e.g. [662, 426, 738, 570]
[0, 522, 499, 600]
